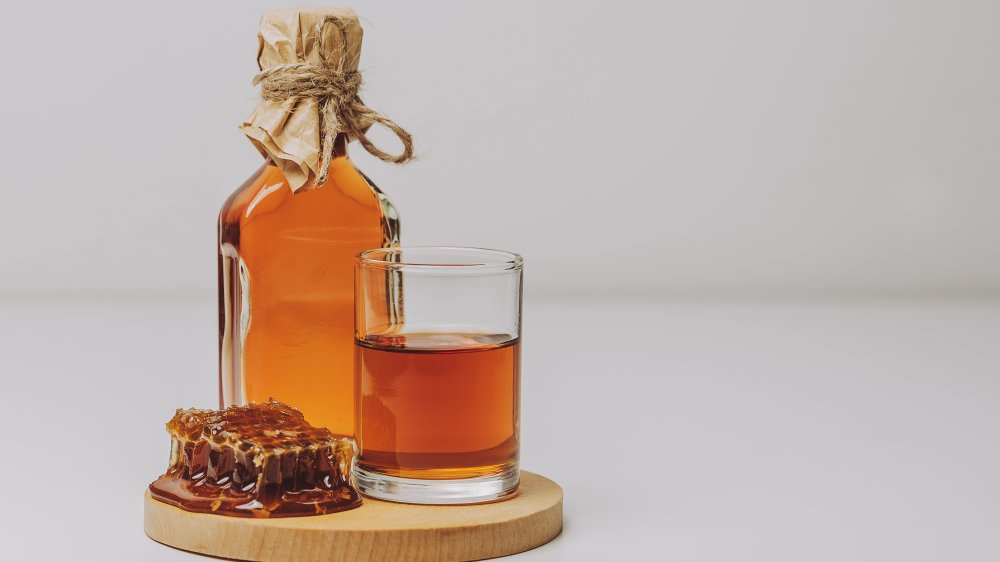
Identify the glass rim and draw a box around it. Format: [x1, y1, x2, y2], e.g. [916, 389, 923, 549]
[356, 246, 523, 271]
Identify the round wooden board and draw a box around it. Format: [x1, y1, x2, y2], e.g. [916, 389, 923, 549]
[144, 471, 562, 562]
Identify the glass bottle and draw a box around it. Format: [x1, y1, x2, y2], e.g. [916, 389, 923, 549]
[218, 134, 399, 437]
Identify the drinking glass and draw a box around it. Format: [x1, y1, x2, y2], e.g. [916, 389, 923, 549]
[353, 247, 523, 504]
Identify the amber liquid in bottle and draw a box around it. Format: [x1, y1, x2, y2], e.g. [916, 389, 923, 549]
[218, 135, 398, 437]
[355, 333, 521, 480]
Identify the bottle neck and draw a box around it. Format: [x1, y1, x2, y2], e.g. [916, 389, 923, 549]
[331, 133, 349, 159]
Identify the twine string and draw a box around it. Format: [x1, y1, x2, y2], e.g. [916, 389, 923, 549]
[251, 15, 413, 186]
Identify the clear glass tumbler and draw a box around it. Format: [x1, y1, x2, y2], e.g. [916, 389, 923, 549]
[353, 247, 523, 504]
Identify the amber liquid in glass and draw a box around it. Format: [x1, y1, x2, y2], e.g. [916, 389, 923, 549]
[218, 136, 397, 437]
[355, 333, 520, 480]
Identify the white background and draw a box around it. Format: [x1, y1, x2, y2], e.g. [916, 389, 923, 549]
[1, 0, 998, 298]
[1, 1, 999, 561]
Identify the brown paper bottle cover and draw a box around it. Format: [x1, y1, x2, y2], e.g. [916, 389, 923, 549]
[239, 6, 411, 192]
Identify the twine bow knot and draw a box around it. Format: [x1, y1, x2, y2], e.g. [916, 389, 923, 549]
[251, 16, 413, 187]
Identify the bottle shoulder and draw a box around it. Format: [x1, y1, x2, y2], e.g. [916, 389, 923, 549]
[219, 162, 277, 221]
[219, 159, 386, 226]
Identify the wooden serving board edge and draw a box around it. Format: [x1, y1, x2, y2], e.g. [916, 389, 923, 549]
[144, 470, 563, 562]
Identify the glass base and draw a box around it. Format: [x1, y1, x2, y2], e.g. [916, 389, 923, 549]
[351, 463, 520, 505]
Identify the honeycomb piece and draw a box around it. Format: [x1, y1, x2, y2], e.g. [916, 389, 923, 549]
[148, 400, 360, 517]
